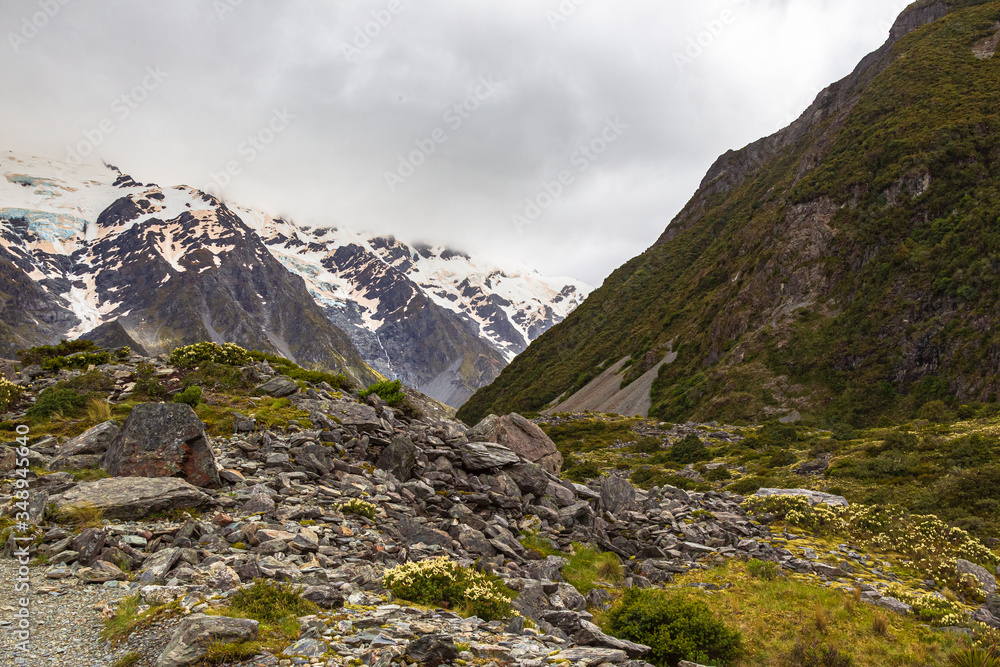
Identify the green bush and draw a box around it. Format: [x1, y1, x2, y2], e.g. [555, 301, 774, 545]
[382, 556, 515, 621]
[918, 399, 955, 423]
[226, 579, 318, 625]
[763, 448, 798, 469]
[172, 386, 202, 408]
[170, 342, 253, 368]
[667, 434, 709, 464]
[785, 640, 853, 667]
[57, 369, 115, 395]
[564, 460, 602, 482]
[340, 498, 377, 520]
[705, 466, 733, 482]
[746, 558, 781, 581]
[630, 467, 711, 492]
[604, 587, 742, 667]
[17, 339, 97, 366]
[26, 388, 88, 421]
[246, 350, 351, 390]
[358, 379, 406, 406]
[41, 350, 112, 371]
[632, 437, 663, 454]
[132, 361, 168, 400]
[0, 378, 21, 412]
[726, 476, 775, 495]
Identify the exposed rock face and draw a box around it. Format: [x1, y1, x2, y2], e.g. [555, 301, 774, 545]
[957, 559, 998, 595]
[47, 420, 120, 470]
[156, 614, 259, 667]
[101, 403, 220, 488]
[459, 442, 521, 471]
[755, 488, 848, 507]
[491, 413, 563, 473]
[51, 477, 213, 520]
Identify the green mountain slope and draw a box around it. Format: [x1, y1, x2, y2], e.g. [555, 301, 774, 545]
[460, 0, 1000, 427]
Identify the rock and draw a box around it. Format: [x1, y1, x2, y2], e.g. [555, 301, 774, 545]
[102, 403, 221, 488]
[457, 527, 495, 556]
[876, 597, 913, 615]
[140, 586, 189, 606]
[77, 560, 125, 583]
[406, 634, 459, 667]
[375, 434, 418, 482]
[52, 477, 212, 521]
[754, 488, 848, 507]
[601, 475, 636, 514]
[256, 375, 299, 397]
[986, 592, 1000, 618]
[491, 413, 563, 473]
[325, 401, 383, 433]
[972, 607, 1000, 629]
[283, 638, 328, 657]
[552, 648, 629, 666]
[542, 611, 649, 658]
[138, 547, 184, 585]
[301, 585, 345, 609]
[957, 559, 998, 595]
[190, 562, 241, 591]
[506, 462, 551, 496]
[240, 492, 275, 516]
[155, 614, 259, 667]
[46, 420, 121, 470]
[459, 441, 521, 471]
[71, 528, 107, 566]
[399, 518, 453, 548]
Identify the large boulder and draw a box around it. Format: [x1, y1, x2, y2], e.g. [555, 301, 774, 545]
[482, 413, 563, 474]
[156, 614, 259, 667]
[406, 635, 459, 667]
[51, 477, 213, 521]
[600, 475, 636, 514]
[957, 559, 998, 595]
[375, 434, 418, 482]
[256, 375, 299, 398]
[460, 442, 521, 472]
[47, 420, 121, 470]
[102, 403, 220, 488]
[754, 488, 848, 507]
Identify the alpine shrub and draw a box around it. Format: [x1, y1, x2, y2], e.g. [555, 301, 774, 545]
[358, 379, 406, 406]
[172, 386, 202, 408]
[604, 588, 742, 667]
[382, 556, 516, 621]
[666, 434, 709, 464]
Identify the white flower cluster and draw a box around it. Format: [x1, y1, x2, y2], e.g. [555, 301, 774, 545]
[169, 342, 253, 368]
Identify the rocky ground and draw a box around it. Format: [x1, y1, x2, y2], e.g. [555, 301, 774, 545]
[1, 352, 998, 666]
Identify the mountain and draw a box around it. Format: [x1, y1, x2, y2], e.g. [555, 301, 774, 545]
[0, 154, 589, 404]
[459, 0, 1000, 427]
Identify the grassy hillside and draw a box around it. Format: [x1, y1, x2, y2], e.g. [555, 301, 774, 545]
[459, 0, 1000, 428]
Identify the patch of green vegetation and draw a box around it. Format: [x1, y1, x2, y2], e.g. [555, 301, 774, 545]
[26, 387, 89, 422]
[66, 466, 111, 482]
[17, 339, 98, 366]
[604, 587, 743, 667]
[250, 397, 312, 430]
[383, 556, 516, 621]
[102, 594, 182, 645]
[358, 379, 406, 406]
[110, 651, 143, 667]
[665, 433, 709, 464]
[41, 350, 112, 371]
[662, 560, 972, 667]
[247, 350, 352, 390]
[519, 534, 624, 595]
[172, 385, 202, 408]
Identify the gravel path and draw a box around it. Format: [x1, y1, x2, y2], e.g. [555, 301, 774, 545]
[0, 561, 128, 667]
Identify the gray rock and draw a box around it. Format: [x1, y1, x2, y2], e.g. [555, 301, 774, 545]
[459, 441, 521, 471]
[601, 475, 636, 514]
[71, 528, 107, 566]
[491, 413, 563, 474]
[376, 434, 418, 482]
[506, 462, 551, 496]
[101, 403, 221, 488]
[406, 634, 459, 667]
[876, 597, 913, 615]
[138, 547, 183, 585]
[51, 477, 213, 520]
[282, 638, 327, 657]
[257, 375, 299, 398]
[551, 647, 629, 666]
[155, 614, 259, 667]
[457, 527, 495, 556]
[240, 492, 275, 515]
[754, 488, 848, 507]
[986, 592, 1000, 618]
[957, 559, 998, 595]
[47, 420, 121, 470]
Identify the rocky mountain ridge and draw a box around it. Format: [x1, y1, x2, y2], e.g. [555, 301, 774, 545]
[0, 153, 590, 406]
[459, 0, 1000, 426]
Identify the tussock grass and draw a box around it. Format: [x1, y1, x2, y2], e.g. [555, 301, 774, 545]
[55, 503, 105, 529]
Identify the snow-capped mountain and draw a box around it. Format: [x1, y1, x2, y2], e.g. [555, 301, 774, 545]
[0, 152, 591, 405]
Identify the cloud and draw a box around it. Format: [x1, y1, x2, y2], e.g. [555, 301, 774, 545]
[0, 0, 905, 284]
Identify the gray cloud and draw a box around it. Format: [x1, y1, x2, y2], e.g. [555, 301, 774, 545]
[0, 0, 906, 284]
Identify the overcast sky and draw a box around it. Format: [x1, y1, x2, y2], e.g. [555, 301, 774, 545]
[1, 0, 910, 285]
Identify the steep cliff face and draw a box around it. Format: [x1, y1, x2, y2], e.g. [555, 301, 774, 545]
[460, 0, 1000, 426]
